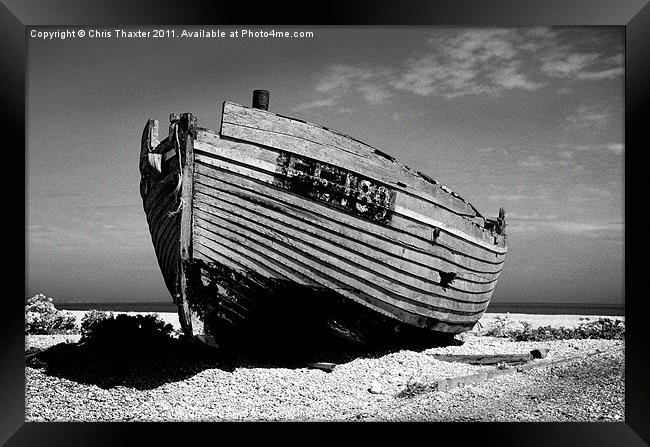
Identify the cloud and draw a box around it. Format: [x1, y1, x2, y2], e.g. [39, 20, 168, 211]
[607, 143, 624, 155]
[507, 217, 623, 236]
[540, 52, 599, 78]
[557, 142, 624, 155]
[539, 46, 623, 81]
[391, 29, 542, 98]
[391, 54, 485, 97]
[576, 67, 624, 80]
[357, 83, 392, 104]
[549, 221, 623, 234]
[488, 194, 533, 202]
[315, 65, 376, 94]
[298, 27, 622, 107]
[293, 98, 339, 112]
[391, 110, 426, 122]
[490, 61, 545, 90]
[295, 65, 392, 110]
[565, 105, 611, 129]
[518, 155, 545, 169]
[509, 213, 559, 220]
[28, 206, 151, 252]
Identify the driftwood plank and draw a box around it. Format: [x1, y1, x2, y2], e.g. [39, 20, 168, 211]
[306, 362, 336, 372]
[429, 353, 533, 365]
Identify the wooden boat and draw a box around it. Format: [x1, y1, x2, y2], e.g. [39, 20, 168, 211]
[139, 90, 507, 350]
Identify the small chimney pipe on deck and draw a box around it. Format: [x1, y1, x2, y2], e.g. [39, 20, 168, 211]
[252, 90, 269, 111]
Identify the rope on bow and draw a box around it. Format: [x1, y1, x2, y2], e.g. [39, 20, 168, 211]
[168, 122, 186, 217]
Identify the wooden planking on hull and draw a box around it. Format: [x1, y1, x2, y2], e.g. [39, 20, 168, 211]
[143, 174, 182, 293]
[192, 219, 486, 332]
[192, 173, 502, 302]
[192, 146, 505, 271]
[147, 212, 179, 292]
[194, 230, 313, 285]
[218, 103, 484, 221]
[192, 161, 502, 273]
[180, 257, 280, 343]
[190, 163, 500, 291]
[139, 100, 507, 340]
[192, 184, 496, 297]
[192, 197, 491, 315]
[194, 173, 496, 296]
[143, 171, 179, 215]
[192, 200, 490, 321]
[194, 135, 506, 254]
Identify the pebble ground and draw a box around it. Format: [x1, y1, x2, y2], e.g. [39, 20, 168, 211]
[25, 330, 624, 422]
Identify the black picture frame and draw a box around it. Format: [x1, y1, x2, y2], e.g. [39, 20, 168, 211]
[4, 0, 648, 444]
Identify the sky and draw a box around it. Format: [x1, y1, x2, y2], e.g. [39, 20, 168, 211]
[26, 26, 624, 306]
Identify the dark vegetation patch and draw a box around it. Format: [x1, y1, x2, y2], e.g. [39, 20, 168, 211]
[26, 311, 222, 390]
[482, 315, 624, 341]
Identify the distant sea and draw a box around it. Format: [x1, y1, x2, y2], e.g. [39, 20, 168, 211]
[56, 301, 625, 316]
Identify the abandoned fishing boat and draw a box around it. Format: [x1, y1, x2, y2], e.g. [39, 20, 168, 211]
[139, 90, 507, 349]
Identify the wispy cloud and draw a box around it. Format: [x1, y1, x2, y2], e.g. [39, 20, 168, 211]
[549, 221, 623, 234]
[518, 155, 546, 169]
[293, 98, 339, 112]
[358, 83, 392, 104]
[557, 142, 624, 156]
[607, 143, 624, 155]
[293, 65, 391, 111]
[297, 27, 622, 109]
[28, 206, 151, 252]
[565, 105, 611, 129]
[540, 52, 623, 80]
[490, 60, 544, 90]
[509, 213, 559, 220]
[488, 194, 534, 202]
[391, 29, 542, 98]
[507, 217, 623, 236]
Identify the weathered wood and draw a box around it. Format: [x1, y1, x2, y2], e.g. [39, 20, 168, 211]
[192, 206, 488, 320]
[192, 182, 497, 294]
[193, 202, 482, 331]
[219, 103, 502, 227]
[177, 113, 198, 334]
[306, 362, 336, 372]
[192, 149, 505, 269]
[139, 99, 508, 344]
[139, 127, 183, 297]
[147, 153, 163, 175]
[429, 353, 533, 365]
[193, 188, 495, 302]
[194, 229, 305, 283]
[430, 349, 619, 393]
[193, 146, 506, 270]
[194, 206, 492, 317]
[194, 134, 507, 253]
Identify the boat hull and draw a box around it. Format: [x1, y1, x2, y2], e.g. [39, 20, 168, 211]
[139, 103, 507, 349]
